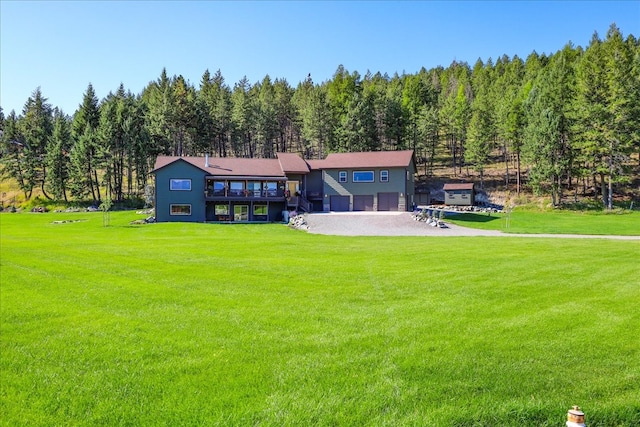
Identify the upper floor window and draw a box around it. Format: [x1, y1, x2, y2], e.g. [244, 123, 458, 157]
[353, 171, 374, 183]
[247, 181, 262, 197]
[170, 179, 191, 191]
[213, 181, 226, 196]
[229, 181, 245, 196]
[380, 170, 389, 182]
[263, 181, 278, 196]
[339, 171, 347, 183]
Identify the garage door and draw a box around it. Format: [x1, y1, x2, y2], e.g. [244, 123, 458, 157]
[377, 192, 399, 211]
[353, 195, 374, 211]
[330, 195, 350, 212]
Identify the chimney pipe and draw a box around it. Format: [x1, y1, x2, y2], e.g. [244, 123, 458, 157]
[205, 153, 209, 168]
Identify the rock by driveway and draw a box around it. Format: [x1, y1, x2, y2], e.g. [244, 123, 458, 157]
[301, 212, 640, 240]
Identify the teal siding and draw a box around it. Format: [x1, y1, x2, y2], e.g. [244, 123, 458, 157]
[322, 165, 415, 211]
[155, 160, 206, 222]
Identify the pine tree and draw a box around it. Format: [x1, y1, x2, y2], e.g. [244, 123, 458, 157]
[255, 75, 278, 158]
[575, 25, 638, 208]
[231, 76, 256, 157]
[466, 58, 496, 188]
[273, 78, 296, 154]
[524, 45, 578, 206]
[45, 109, 71, 201]
[69, 83, 101, 202]
[171, 75, 197, 156]
[20, 87, 54, 199]
[0, 111, 30, 199]
[292, 75, 333, 159]
[382, 75, 406, 151]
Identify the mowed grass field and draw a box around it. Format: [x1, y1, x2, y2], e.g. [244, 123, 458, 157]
[445, 208, 640, 236]
[1, 211, 639, 426]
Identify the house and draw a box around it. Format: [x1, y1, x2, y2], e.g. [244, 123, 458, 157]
[443, 183, 475, 206]
[307, 150, 416, 212]
[151, 150, 417, 222]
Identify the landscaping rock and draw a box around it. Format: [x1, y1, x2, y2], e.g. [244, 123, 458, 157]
[288, 213, 308, 231]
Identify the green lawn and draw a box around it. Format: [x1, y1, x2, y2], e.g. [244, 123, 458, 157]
[445, 207, 640, 235]
[1, 211, 639, 426]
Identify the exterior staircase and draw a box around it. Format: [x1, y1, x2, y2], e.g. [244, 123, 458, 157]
[287, 194, 313, 212]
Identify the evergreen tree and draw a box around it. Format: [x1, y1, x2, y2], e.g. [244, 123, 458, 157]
[0, 111, 30, 199]
[524, 45, 578, 206]
[69, 83, 101, 202]
[382, 75, 406, 151]
[327, 65, 360, 152]
[341, 89, 379, 152]
[575, 25, 638, 208]
[45, 109, 71, 201]
[143, 69, 172, 155]
[171, 75, 198, 156]
[69, 126, 100, 202]
[231, 76, 256, 157]
[494, 55, 525, 190]
[20, 87, 54, 199]
[292, 75, 333, 159]
[255, 75, 279, 158]
[273, 78, 296, 153]
[402, 72, 429, 151]
[196, 69, 216, 156]
[196, 69, 232, 157]
[466, 58, 496, 188]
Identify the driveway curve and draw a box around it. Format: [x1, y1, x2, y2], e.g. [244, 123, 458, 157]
[301, 212, 640, 240]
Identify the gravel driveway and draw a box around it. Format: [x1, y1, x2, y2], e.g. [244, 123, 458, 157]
[301, 212, 640, 240]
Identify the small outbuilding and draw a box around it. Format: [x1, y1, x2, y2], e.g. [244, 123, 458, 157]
[443, 183, 475, 206]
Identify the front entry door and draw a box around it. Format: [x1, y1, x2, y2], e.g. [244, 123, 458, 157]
[287, 181, 299, 196]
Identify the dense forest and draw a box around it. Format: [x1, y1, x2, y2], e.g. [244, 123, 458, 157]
[1, 24, 638, 209]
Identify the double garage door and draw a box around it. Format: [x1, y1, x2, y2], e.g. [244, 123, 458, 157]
[331, 193, 399, 212]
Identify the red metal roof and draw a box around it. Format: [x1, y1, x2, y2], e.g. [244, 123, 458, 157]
[313, 150, 415, 169]
[443, 183, 475, 190]
[276, 152, 310, 174]
[305, 159, 325, 170]
[153, 150, 416, 175]
[152, 156, 287, 178]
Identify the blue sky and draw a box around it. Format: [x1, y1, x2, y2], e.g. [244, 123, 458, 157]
[1, 1, 638, 116]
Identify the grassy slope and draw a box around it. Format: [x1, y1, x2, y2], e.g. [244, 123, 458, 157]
[444, 208, 640, 236]
[1, 212, 639, 426]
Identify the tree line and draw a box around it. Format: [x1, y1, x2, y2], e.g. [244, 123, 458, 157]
[1, 23, 638, 208]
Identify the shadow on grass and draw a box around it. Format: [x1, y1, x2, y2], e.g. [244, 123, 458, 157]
[446, 212, 502, 224]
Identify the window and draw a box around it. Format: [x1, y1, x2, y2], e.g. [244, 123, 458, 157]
[380, 170, 389, 182]
[339, 171, 347, 183]
[213, 181, 226, 196]
[406, 171, 411, 181]
[170, 179, 191, 191]
[170, 204, 191, 215]
[253, 205, 268, 216]
[264, 182, 277, 196]
[247, 181, 261, 196]
[353, 171, 374, 182]
[214, 204, 229, 215]
[229, 181, 244, 196]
